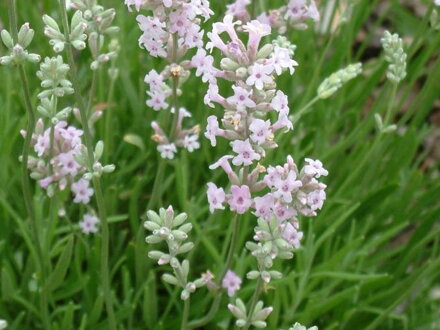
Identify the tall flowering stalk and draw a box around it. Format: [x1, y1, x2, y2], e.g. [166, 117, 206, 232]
[0, 1, 49, 327]
[44, 0, 119, 327]
[186, 15, 328, 328]
[125, 0, 213, 208]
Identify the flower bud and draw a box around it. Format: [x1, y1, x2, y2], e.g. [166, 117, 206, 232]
[1, 30, 14, 49]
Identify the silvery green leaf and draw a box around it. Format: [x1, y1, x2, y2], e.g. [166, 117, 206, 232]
[162, 273, 178, 286]
[177, 242, 194, 255]
[1, 30, 14, 49]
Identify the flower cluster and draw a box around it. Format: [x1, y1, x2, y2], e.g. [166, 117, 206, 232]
[126, 0, 213, 159]
[228, 298, 273, 328]
[43, 11, 87, 52]
[25, 120, 91, 200]
[226, 0, 320, 33]
[0, 23, 41, 65]
[380, 31, 407, 84]
[317, 63, 363, 99]
[145, 206, 208, 300]
[70, 0, 120, 70]
[151, 107, 200, 159]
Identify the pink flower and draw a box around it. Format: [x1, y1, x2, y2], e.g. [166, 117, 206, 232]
[58, 151, 81, 176]
[246, 63, 274, 90]
[273, 170, 302, 203]
[273, 203, 297, 221]
[192, 48, 215, 83]
[147, 90, 168, 111]
[264, 166, 282, 187]
[243, 20, 271, 57]
[307, 189, 326, 211]
[207, 182, 226, 213]
[304, 158, 328, 178]
[228, 185, 252, 214]
[253, 193, 274, 220]
[271, 90, 289, 113]
[204, 83, 224, 108]
[79, 213, 100, 235]
[158, 143, 177, 159]
[222, 270, 242, 297]
[169, 10, 191, 36]
[144, 69, 164, 90]
[232, 139, 260, 166]
[283, 222, 303, 248]
[205, 115, 224, 146]
[227, 85, 256, 111]
[137, 15, 167, 40]
[183, 135, 200, 152]
[272, 110, 293, 132]
[271, 46, 298, 75]
[71, 179, 94, 204]
[209, 155, 234, 176]
[249, 118, 271, 145]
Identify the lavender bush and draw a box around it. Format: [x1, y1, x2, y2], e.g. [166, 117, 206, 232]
[0, 0, 439, 329]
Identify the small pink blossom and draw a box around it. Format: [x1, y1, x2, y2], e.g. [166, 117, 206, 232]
[205, 115, 224, 147]
[283, 222, 303, 248]
[228, 185, 252, 214]
[304, 158, 328, 178]
[71, 179, 94, 204]
[271, 90, 289, 113]
[158, 143, 177, 159]
[183, 135, 200, 152]
[249, 119, 272, 145]
[209, 155, 235, 176]
[79, 213, 100, 235]
[246, 63, 274, 90]
[232, 139, 260, 166]
[307, 189, 326, 211]
[207, 182, 226, 213]
[192, 48, 215, 83]
[271, 46, 298, 75]
[147, 90, 168, 111]
[273, 170, 302, 203]
[253, 193, 274, 220]
[222, 270, 242, 297]
[227, 85, 256, 111]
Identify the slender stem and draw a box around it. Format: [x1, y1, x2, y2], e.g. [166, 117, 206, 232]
[292, 96, 320, 124]
[243, 278, 263, 330]
[383, 83, 398, 128]
[188, 214, 240, 328]
[181, 297, 191, 330]
[8, 0, 51, 328]
[104, 61, 117, 163]
[58, 1, 116, 329]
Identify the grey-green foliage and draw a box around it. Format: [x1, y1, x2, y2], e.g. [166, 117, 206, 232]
[0, 23, 40, 65]
[381, 30, 407, 83]
[145, 207, 206, 300]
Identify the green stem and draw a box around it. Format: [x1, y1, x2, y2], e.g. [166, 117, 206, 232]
[188, 214, 240, 328]
[243, 278, 263, 330]
[8, 0, 51, 328]
[292, 96, 320, 124]
[58, 1, 116, 329]
[383, 83, 398, 128]
[181, 297, 191, 330]
[104, 61, 117, 163]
